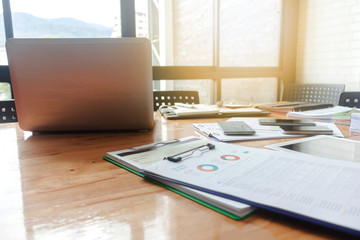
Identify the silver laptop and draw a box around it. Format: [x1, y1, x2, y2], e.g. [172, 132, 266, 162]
[6, 38, 154, 131]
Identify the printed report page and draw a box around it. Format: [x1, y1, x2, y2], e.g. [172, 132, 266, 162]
[143, 141, 360, 232]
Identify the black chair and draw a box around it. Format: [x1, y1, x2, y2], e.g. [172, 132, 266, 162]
[338, 92, 360, 108]
[282, 83, 345, 106]
[153, 91, 200, 111]
[0, 66, 17, 123]
[0, 99, 17, 123]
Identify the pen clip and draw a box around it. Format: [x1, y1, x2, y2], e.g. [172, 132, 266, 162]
[164, 143, 216, 163]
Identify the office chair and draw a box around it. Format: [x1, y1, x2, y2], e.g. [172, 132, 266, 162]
[0, 99, 17, 123]
[282, 83, 345, 106]
[0, 66, 17, 123]
[338, 92, 360, 108]
[153, 91, 200, 111]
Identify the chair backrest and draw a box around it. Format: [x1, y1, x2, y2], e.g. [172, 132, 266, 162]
[0, 100, 17, 123]
[282, 83, 345, 106]
[338, 92, 360, 108]
[0, 66, 17, 124]
[153, 91, 200, 110]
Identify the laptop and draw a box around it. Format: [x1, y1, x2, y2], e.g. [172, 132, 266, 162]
[6, 38, 154, 131]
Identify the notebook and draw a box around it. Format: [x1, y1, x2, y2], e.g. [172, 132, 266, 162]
[6, 38, 154, 131]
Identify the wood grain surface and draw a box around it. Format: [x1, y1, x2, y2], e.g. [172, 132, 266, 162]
[0, 112, 358, 240]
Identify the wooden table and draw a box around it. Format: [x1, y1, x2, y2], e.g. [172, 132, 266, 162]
[1, 113, 358, 240]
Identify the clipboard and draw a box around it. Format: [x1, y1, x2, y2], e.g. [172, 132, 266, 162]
[103, 156, 254, 220]
[103, 137, 256, 220]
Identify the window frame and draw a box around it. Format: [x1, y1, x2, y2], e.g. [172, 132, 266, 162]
[1, 0, 299, 103]
[151, 0, 299, 103]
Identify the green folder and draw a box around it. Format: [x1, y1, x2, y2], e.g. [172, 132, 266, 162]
[103, 156, 255, 220]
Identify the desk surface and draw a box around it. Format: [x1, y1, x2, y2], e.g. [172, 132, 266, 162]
[1, 112, 359, 240]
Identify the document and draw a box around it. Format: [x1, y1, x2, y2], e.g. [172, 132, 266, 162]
[159, 104, 269, 119]
[255, 101, 334, 112]
[105, 137, 256, 219]
[193, 118, 344, 142]
[142, 140, 360, 236]
[286, 106, 356, 119]
[350, 113, 360, 133]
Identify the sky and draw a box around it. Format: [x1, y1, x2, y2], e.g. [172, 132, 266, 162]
[1, 0, 147, 27]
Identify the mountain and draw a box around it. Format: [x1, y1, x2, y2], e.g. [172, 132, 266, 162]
[0, 12, 113, 47]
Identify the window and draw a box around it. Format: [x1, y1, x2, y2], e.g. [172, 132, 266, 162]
[141, 0, 285, 104]
[0, 0, 120, 64]
[0, 3, 9, 65]
[219, 0, 281, 67]
[10, 0, 119, 38]
[0, 0, 120, 99]
[1, 0, 297, 104]
[221, 78, 278, 104]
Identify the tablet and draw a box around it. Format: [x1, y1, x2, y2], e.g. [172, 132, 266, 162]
[266, 135, 360, 163]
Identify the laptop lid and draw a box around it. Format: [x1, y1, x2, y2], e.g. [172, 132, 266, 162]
[6, 38, 154, 131]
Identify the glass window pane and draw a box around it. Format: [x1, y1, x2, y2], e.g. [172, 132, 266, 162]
[173, 80, 212, 104]
[220, 0, 282, 67]
[155, 79, 213, 104]
[135, 0, 149, 38]
[0, 82, 11, 100]
[0, 5, 7, 64]
[135, 0, 159, 65]
[10, 0, 119, 38]
[172, 0, 213, 66]
[140, 0, 213, 66]
[221, 78, 278, 104]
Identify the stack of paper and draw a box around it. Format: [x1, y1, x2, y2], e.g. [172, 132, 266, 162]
[170, 104, 219, 116]
[255, 101, 334, 112]
[286, 106, 355, 119]
[350, 113, 360, 133]
[159, 103, 269, 119]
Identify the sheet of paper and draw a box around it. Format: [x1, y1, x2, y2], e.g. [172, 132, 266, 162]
[108, 137, 205, 169]
[350, 113, 360, 133]
[193, 118, 343, 142]
[143, 141, 360, 233]
[167, 104, 264, 116]
[218, 107, 263, 114]
[286, 106, 354, 119]
[168, 104, 219, 116]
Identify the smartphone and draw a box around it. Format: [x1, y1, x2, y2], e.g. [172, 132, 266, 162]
[218, 121, 255, 135]
[259, 118, 315, 126]
[279, 125, 333, 135]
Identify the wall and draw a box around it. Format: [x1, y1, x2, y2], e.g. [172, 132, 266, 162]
[296, 0, 360, 90]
